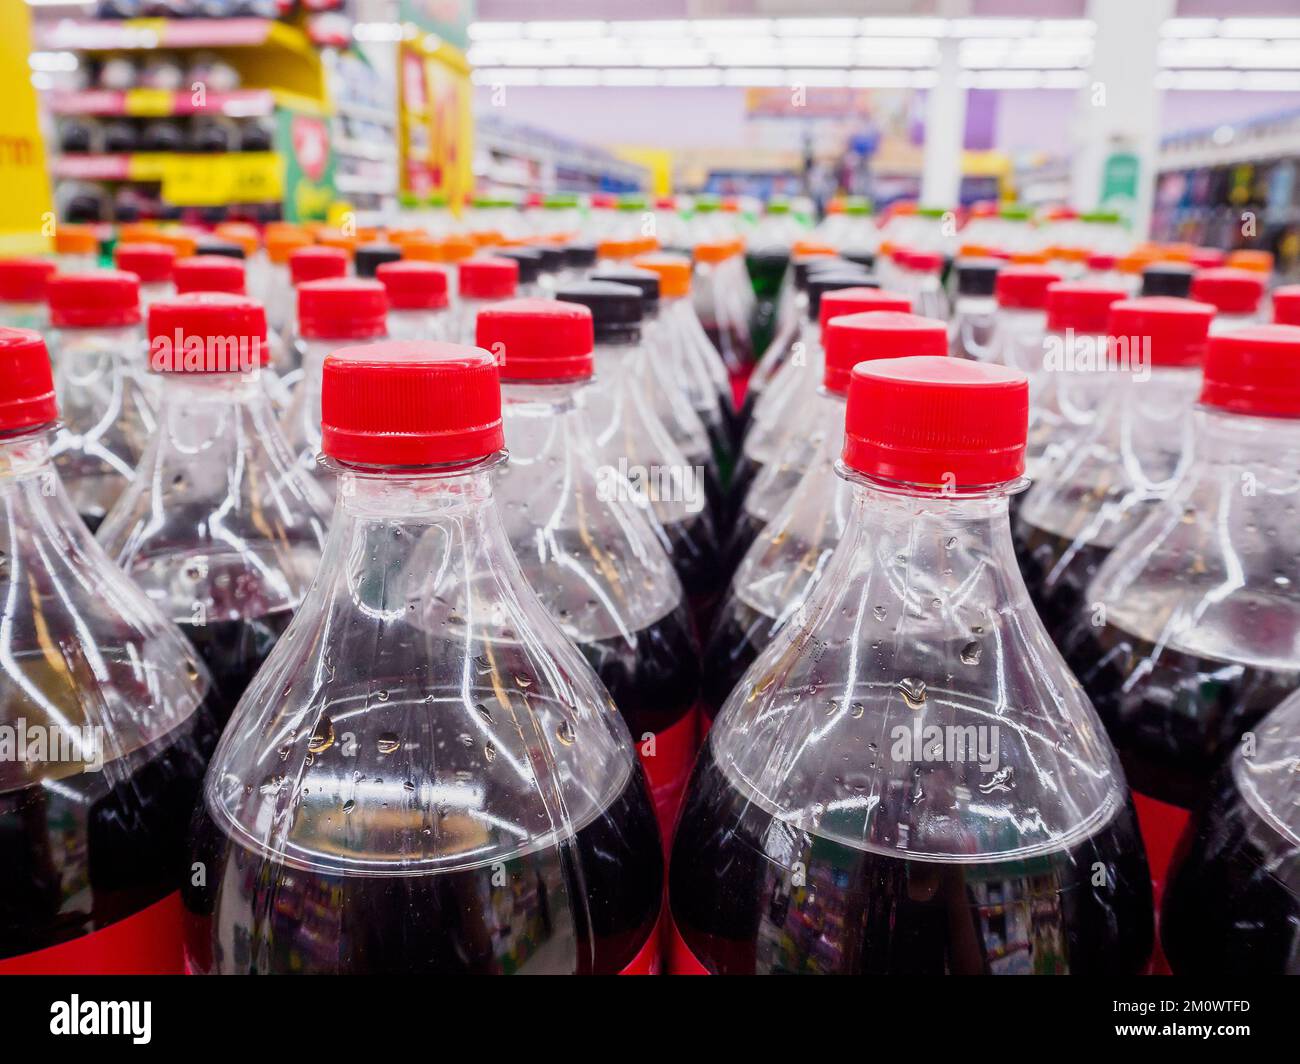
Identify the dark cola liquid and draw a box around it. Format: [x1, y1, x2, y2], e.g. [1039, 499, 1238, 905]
[1161, 766, 1300, 974]
[702, 322, 754, 376]
[184, 773, 662, 974]
[576, 604, 700, 741]
[670, 741, 1154, 974]
[700, 596, 782, 727]
[178, 608, 295, 725]
[1063, 622, 1300, 809]
[724, 507, 768, 574]
[0, 704, 218, 961]
[658, 513, 725, 632]
[1014, 522, 1115, 641]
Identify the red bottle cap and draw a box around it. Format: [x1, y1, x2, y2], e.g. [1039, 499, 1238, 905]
[376, 260, 450, 311]
[1201, 325, 1300, 418]
[459, 257, 519, 300]
[1106, 296, 1215, 368]
[0, 258, 57, 303]
[818, 286, 911, 332]
[174, 255, 245, 295]
[47, 270, 141, 329]
[1190, 267, 1266, 315]
[321, 342, 504, 467]
[823, 311, 948, 395]
[908, 250, 944, 273]
[0, 328, 58, 432]
[298, 278, 388, 340]
[995, 266, 1062, 310]
[476, 298, 594, 382]
[1273, 285, 1300, 326]
[147, 293, 268, 374]
[289, 245, 349, 285]
[1085, 252, 1116, 271]
[843, 356, 1028, 487]
[1045, 282, 1126, 333]
[113, 242, 176, 284]
[1189, 247, 1225, 270]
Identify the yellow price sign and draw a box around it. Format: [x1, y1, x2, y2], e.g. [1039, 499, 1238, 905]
[158, 153, 284, 207]
[124, 89, 175, 117]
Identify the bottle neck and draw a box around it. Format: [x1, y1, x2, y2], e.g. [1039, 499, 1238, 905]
[1192, 405, 1300, 472]
[156, 370, 267, 408]
[0, 428, 56, 482]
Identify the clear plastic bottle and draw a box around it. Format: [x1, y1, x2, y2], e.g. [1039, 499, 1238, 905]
[354, 244, 402, 281]
[634, 253, 737, 465]
[113, 242, 176, 309]
[0, 327, 217, 974]
[493, 248, 545, 298]
[98, 293, 330, 724]
[556, 281, 725, 628]
[183, 344, 664, 974]
[949, 258, 1002, 361]
[1023, 281, 1126, 485]
[1160, 689, 1300, 974]
[1191, 267, 1267, 334]
[279, 246, 350, 396]
[451, 257, 518, 344]
[479, 299, 702, 843]
[0, 257, 56, 331]
[692, 240, 753, 376]
[283, 278, 388, 499]
[263, 228, 313, 336]
[1060, 324, 1300, 894]
[909, 249, 950, 320]
[589, 265, 724, 524]
[728, 288, 915, 568]
[45, 270, 153, 533]
[376, 261, 451, 342]
[670, 356, 1153, 974]
[1015, 296, 1214, 638]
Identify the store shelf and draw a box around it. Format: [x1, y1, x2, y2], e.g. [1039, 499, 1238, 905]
[46, 87, 328, 119]
[51, 151, 282, 205]
[1159, 107, 1300, 172]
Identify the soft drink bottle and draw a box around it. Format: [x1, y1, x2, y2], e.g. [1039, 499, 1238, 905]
[590, 265, 725, 523]
[452, 257, 518, 344]
[98, 293, 330, 723]
[949, 258, 1001, 360]
[283, 277, 388, 497]
[376, 261, 452, 342]
[1061, 324, 1300, 894]
[670, 355, 1154, 974]
[183, 344, 663, 974]
[45, 270, 153, 532]
[0, 258, 56, 331]
[692, 241, 753, 377]
[495, 248, 545, 297]
[1022, 282, 1126, 485]
[558, 242, 597, 287]
[704, 311, 949, 731]
[1140, 263, 1193, 300]
[731, 269, 874, 508]
[263, 228, 313, 336]
[634, 253, 738, 464]
[1273, 285, 1300, 326]
[1015, 296, 1214, 636]
[727, 288, 914, 568]
[908, 249, 949, 320]
[354, 243, 402, 280]
[113, 242, 176, 308]
[0, 327, 217, 974]
[557, 281, 725, 627]
[1160, 689, 1300, 974]
[1191, 267, 1267, 333]
[479, 299, 702, 843]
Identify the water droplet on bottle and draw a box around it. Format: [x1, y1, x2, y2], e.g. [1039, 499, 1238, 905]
[515, 674, 533, 689]
[484, 742, 497, 763]
[960, 641, 982, 665]
[342, 799, 356, 814]
[376, 689, 389, 702]
[473, 654, 492, 675]
[897, 676, 927, 709]
[945, 536, 957, 549]
[476, 702, 494, 725]
[459, 733, 474, 748]
[307, 716, 335, 754]
[850, 702, 864, 719]
[872, 605, 887, 620]
[555, 720, 576, 746]
[377, 733, 401, 755]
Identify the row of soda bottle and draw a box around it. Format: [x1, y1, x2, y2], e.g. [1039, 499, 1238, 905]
[0, 213, 1296, 974]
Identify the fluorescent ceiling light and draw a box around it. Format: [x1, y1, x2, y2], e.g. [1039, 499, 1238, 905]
[601, 68, 660, 86]
[540, 68, 601, 85]
[1220, 19, 1300, 39]
[861, 18, 947, 37]
[692, 20, 772, 37]
[472, 68, 540, 86]
[774, 19, 858, 37]
[526, 21, 606, 39]
[949, 19, 1033, 38]
[722, 68, 784, 87]
[1160, 19, 1219, 38]
[786, 68, 850, 87]
[468, 22, 521, 40]
[661, 69, 724, 87]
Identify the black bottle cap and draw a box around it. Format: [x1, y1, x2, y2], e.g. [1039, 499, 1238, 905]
[536, 246, 565, 274]
[563, 243, 597, 270]
[590, 266, 660, 315]
[354, 243, 403, 279]
[1141, 263, 1194, 299]
[807, 270, 878, 316]
[955, 257, 1002, 297]
[840, 247, 876, 271]
[494, 247, 544, 284]
[556, 280, 643, 342]
[194, 239, 244, 260]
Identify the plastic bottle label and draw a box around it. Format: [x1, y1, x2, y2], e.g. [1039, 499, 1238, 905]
[1132, 790, 1192, 902]
[619, 913, 663, 975]
[666, 913, 710, 975]
[639, 707, 700, 851]
[0, 892, 184, 975]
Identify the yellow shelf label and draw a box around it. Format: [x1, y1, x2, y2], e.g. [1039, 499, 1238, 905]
[123, 88, 174, 117]
[131, 152, 285, 207]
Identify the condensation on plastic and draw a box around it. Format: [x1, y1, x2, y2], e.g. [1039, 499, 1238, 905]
[192, 462, 662, 973]
[47, 322, 158, 528]
[950, 294, 999, 362]
[96, 372, 330, 627]
[740, 385, 840, 531]
[743, 316, 825, 470]
[691, 258, 753, 375]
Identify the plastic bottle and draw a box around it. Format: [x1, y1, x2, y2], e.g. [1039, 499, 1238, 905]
[45, 270, 152, 532]
[1190, 268, 1267, 333]
[670, 355, 1153, 974]
[183, 344, 663, 974]
[452, 257, 518, 344]
[376, 261, 451, 342]
[479, 298, 702, 844]
[283, 278, 388, 498]
[1060, 324, 1300, 895]
[0, 257, 56, 331]
[949, 258, 1002, 360]
[0, 327, 217, 974]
